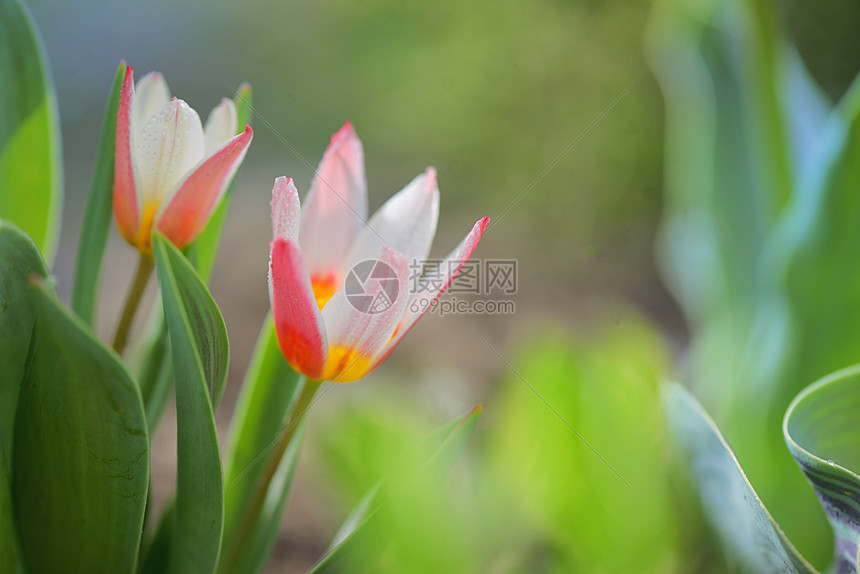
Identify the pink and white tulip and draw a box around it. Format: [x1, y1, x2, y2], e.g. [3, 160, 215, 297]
[113, 66, 253, 252]
[268, 122, 489, 382]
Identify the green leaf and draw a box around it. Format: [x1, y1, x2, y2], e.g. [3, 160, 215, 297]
[0, 0, 63, 263]
[187, 82, 252, 282]
[233, 83, 253, 130]
[784, 365, 860, 573]
[13, 280, 149, 574]
[139, 499, 176, 574]
[662, 382, 815, 574]
[775, 74, 860, 397]
[648, 4, 778, 324]
[153, 234, 228, 408]
[134, 305, 174, 431]
[0, 220, 47, 461]
[0, 221, 45, 574]
[152, 233, 227, 574]
[71, 61, 126, 325]
[219, 422, 305, 574]
[309, 404, 483, 574]
[0, 441, 23, 574]
[218, 315, 303, 574]
[323, 484, 381, 555]
[647, 4, 793, 427]
[782, 49, 831, 175]
[648, 2, 837, 561]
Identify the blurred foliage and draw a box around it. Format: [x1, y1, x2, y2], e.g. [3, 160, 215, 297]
[314, 311, 718, 573]
[649, 0, 860, 567]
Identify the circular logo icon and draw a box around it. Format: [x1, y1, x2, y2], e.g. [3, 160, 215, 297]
[344, 259, 400, 314]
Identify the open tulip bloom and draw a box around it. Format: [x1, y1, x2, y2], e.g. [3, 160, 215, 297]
[113, 66, 253, 252]
[269, 122, 489, 383]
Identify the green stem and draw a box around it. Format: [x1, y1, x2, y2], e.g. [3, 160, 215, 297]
[112, 253, 154, 354]
[221, 377, 322, 573]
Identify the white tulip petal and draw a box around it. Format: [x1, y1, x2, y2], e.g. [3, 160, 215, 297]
[345, 167, 439, 276]
[299, 122, 368, 283]
[369, 217, 489, 370]
[132, 71, 170, 140]
[271, 176, 301, 243]
[135, 98, 205, 208]
[203, 98, 237, 155]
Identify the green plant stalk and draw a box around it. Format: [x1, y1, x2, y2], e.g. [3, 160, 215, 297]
[221, 376, 321, 573]
[112, 253, 154, 353]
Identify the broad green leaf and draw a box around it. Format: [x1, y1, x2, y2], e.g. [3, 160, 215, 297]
[187, 82, 252, 282]
[0, 0, 63, 263]
[784, 365, 860, 573]
[309, 404, 482, 574]
[14, 280, 149, 574]
[218, 315, 302, 574]
[0, 441, 23, 574]
[71, 61, 126, 324]
[0, 220, 47, 460]
[0, 227, 41, 574]
[152, 233, 227, 574]
[662, 382, 815, 574]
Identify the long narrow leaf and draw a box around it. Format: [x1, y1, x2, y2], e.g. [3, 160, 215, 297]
[218, 315, 302, 574]
[152, 233, 228, 574]
[139, 499, 176, 574]
[71, 61, 126, 324]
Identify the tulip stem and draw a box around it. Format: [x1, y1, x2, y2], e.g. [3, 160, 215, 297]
[221, 377, 322, 573]
[112, 253, 154, 354]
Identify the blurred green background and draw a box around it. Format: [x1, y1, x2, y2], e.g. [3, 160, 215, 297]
[28, 0, 860, 571]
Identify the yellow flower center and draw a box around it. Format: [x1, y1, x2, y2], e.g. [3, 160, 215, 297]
[136, 201, 160, 252]
[320, 345, 373, 382]
[311, 272, 339, 310]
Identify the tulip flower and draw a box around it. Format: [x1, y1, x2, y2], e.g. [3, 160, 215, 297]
[113, 66, 253, 252]
[268, 122, 489, 382]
